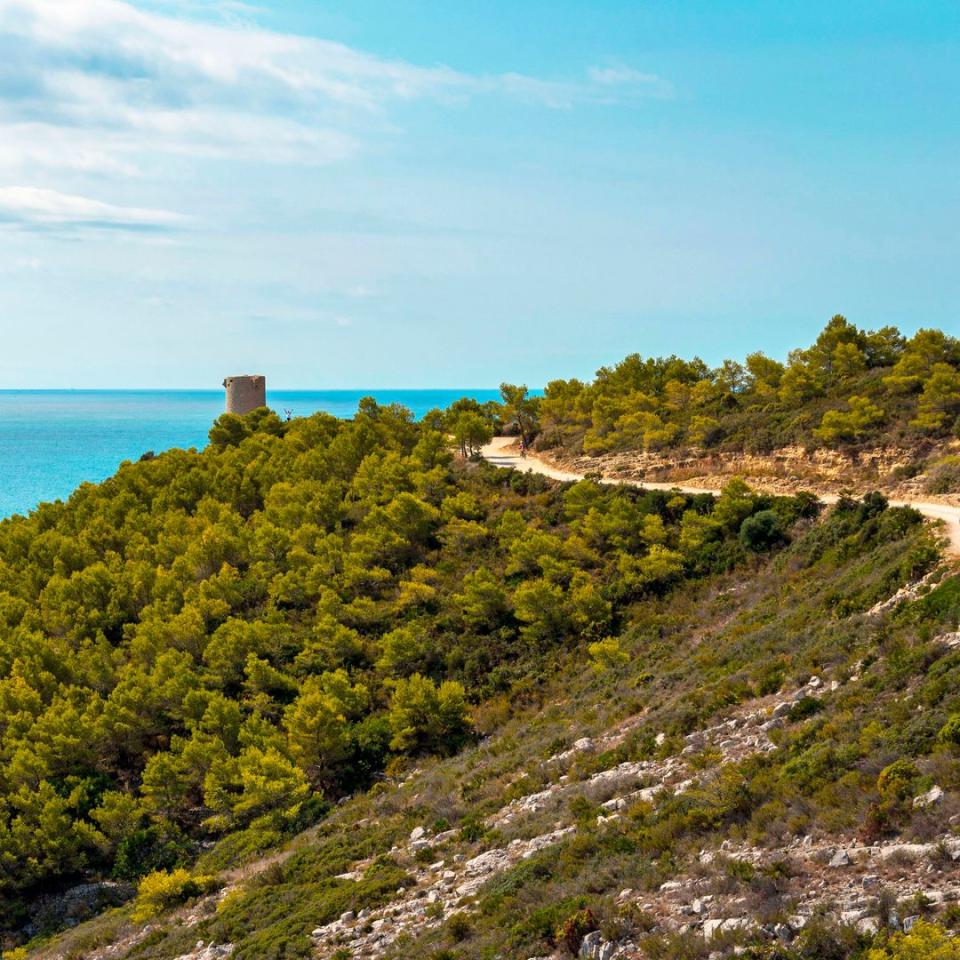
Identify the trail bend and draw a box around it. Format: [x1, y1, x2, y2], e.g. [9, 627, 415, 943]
[480, 436, 960, 558]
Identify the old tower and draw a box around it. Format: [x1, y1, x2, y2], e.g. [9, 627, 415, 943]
[223, 375, 266, 414]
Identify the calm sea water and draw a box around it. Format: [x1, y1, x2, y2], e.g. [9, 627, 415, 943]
[0, 389, 505, 518]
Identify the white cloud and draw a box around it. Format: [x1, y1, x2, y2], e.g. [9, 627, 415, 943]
[0, 186, 188, 230]
[0, 0, 669, 176]
[588, 65, 663, 87]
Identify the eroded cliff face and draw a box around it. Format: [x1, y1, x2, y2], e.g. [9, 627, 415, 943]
[538, 440, 960, 503]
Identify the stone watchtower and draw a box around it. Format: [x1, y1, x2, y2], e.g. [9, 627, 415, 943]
[223, 375, 266, 414]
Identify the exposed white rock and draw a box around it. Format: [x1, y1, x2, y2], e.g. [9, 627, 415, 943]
[914, 785, 944, 808]
[173, 945, 233, 960]
[579, 930, 601, 957]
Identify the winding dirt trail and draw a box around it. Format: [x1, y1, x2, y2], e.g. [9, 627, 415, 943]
[481, 436, 960, 557]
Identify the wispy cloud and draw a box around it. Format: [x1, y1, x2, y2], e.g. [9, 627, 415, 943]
[0, 0, 669, 178]
[0, 186, 188, 231]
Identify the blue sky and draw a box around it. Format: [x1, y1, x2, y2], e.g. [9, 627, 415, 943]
[0, 0, 957, 388]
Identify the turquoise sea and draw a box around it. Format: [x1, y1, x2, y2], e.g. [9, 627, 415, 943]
[0, 389, 505, 519]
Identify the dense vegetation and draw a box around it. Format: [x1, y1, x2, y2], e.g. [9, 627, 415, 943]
[532, 317, 960, 455]
[29, 480, 960, 960]
[7, 338, 960, 960]
[0, 400, 805, 933]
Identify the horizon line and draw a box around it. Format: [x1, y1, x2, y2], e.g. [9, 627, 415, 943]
[0, 386, 533, 393]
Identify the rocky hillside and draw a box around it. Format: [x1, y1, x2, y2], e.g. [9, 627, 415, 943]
[16, 455, 960, 960]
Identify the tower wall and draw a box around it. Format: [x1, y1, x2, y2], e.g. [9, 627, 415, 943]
[223, 375, 266, 415]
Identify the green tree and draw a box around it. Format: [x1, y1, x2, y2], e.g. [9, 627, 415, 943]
[452, 412, 493, 457]
[454, 568, 510, 632]
[615, 545, 684, 595]
[230, 747, 311, 825]
[387, 675, 470, 754]
[285, 680, 353, 788]
[814, 396, 885, 444]
[884, 329, 960, 393]
[499, 383, 539, 444]
[745, 351, 785, 396]
[513, 578, 568, 647]
[376, 624, 431, 677]
[911, 363, 960, 432]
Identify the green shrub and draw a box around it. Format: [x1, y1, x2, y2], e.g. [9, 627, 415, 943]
[924, 457, 960, 494]
[112, 825, 189, 881]
[876, 759, 920, 802]
[132, 868, 218, 921]
[458, 814, 487, 843]
[788, 696, 824, 722]
[937, 714, 960, 748]
[446, 912, 472, 942]
[740, 510, 786, 551]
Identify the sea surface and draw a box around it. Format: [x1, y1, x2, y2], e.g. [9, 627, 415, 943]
[0, 389, 506, 519]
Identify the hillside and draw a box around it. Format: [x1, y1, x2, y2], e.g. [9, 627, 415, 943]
[532, 319, 960, 499]
[4, 392, 960, 960]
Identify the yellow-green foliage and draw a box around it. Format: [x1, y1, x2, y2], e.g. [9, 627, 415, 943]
[133, 868, 217, 921]
[866, 921, 960, 960]
[814, 395, 885, 444]
[587, 636, 629, 672]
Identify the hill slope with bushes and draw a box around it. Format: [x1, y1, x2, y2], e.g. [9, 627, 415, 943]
[5, 390, 960, 960]
[0, 401, 811, 943]
[533, 318, 960, 465]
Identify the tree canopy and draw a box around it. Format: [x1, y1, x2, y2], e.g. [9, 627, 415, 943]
[534, 318, 960, 455]
[0, 399, 798, 928]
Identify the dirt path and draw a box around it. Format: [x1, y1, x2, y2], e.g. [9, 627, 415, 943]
[481, 436, 960, 556]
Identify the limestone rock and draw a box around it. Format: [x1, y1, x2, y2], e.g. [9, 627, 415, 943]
[914, 785, 944, 808]
[579, 930, 601, 957]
